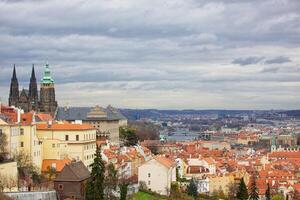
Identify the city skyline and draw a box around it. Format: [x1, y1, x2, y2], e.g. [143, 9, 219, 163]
[0, 0, 300, 109]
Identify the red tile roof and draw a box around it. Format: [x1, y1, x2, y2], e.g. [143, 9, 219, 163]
[37, 123, 95, 131]
[42, 159, 71, 172]
[154, 156, 175, 169]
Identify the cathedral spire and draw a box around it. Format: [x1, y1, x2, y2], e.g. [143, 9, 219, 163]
[29, 64, 38, 111]
[12, 64, 17, 81]
[30, 64, 36, 81]
[9, 64, 19, 107]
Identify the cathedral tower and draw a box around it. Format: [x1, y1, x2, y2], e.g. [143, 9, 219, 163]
[8, 65, 19, 107]
[39, 63, 58, 116]
[29, 64, 38, 111]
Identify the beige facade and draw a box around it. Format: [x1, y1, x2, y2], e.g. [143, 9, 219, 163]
[19, 125, 42, 170]
[0, 120, 19, 159]
[0, 161, 18, 192]
[0, 119, 42, 170]
[138, 157, 176, 196]
[209, 174, 234, 194]
[85, 119, 120, 145]
[36, 124, 97, 170]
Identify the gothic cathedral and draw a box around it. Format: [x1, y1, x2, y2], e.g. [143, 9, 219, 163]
[8, 63, 58, 116]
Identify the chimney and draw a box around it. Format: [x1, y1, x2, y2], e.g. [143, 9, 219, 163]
[47, 120, 52, 128]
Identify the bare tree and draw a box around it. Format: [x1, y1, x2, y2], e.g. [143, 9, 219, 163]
[0, 133, 8, 162]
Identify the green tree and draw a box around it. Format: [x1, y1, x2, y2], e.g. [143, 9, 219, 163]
[119, 182, 128, 200]
[105, 163, 118, 199]
[249, 175, 259, 200]
[187, 178, 198, 199]
[176, 167, 180, 182]
[86, 147, 106, 200]
[120, 127, 139, 146]
[236, 178, 249, 200]
[170, 182, 181, 199]
[265, 183, 271, 200]
[271, 194, 284, 200]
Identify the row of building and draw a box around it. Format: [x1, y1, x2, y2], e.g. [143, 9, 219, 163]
[0, 103, 127, 192]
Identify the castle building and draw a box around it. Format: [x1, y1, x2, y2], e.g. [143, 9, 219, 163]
[8, 63, 58, 116]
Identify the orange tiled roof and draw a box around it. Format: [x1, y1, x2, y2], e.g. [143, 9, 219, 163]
[154, 156, 175, 169]
[42, 159, 71, 172]
[21, 112, 34, 125]
[37, 123, 95, 131]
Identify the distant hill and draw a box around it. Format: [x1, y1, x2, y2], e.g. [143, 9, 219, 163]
[280, 110, 300, 118]
[119, 109, 300, 120]
[119, 109, 257, 120]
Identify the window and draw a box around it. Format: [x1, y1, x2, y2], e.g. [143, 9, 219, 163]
[20, 142, 24, 147]
[58, 184, 63, 190]
[20, 128, 24, 135]
[52, 144, 55, 148]
[0, 129, 2, 136]
[65, 135, 69, 141]
[148, 181, 151, 185]
[76, 135, 79, 141]
[148, 173, 151, 178]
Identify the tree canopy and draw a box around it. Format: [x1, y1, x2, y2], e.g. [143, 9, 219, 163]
[237, 178, 249, 200]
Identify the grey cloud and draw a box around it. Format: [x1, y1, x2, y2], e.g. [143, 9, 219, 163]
[265, 56, 291, 64]
[0, 0, 300, 109]
[232, 57, 265, 66]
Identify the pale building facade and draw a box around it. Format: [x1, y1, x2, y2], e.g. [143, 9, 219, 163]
[0, 161, 18, 192]
[36, 123, 97, 169]
[138, 156, 176, 195]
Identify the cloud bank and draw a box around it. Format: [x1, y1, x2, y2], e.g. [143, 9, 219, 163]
[0, 0, 299, 109]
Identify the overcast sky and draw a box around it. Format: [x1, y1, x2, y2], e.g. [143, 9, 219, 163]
[0, 0, 299, 109]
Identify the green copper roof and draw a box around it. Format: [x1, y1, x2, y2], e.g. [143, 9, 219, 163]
[41, 63, 54, 84]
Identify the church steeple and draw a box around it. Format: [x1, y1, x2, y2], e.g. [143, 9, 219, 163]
[29, 64, 38, 111]
[12, 64, 17, 81]
[9, 64, 19, 107]
[30, 64, 36, 81]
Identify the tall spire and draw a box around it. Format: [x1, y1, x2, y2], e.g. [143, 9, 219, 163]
[29, 64, 38, 111]
[9, 64, 19, 107]
[30, 64, 36, 81]
[12, 64, 17, 81]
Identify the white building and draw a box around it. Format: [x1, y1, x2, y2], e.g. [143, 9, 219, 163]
[138, 156, 176, 195]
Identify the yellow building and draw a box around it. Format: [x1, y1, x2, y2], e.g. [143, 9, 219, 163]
[0, 119, 20, 158]
[209, 174, 235, 194]
[36, 123, 97, 170]
[19, 113, 43, 170]
[0, 161, 18, 192]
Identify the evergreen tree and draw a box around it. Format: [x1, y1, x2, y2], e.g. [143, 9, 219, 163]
[265, 183, 271, 200]
[249, 175, 259, 200]
[105, 163, 118, 199]
[86, 147, 106, 200]
[119, 182, 128, 200]
[236, 178, 249, 200]
[187, 178, 198, 198]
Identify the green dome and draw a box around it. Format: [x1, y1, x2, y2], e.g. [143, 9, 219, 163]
[41, 63, 54, 84]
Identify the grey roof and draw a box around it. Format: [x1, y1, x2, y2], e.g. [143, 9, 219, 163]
[55, 106, 127, 121]
[55, 161, 90, 182]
